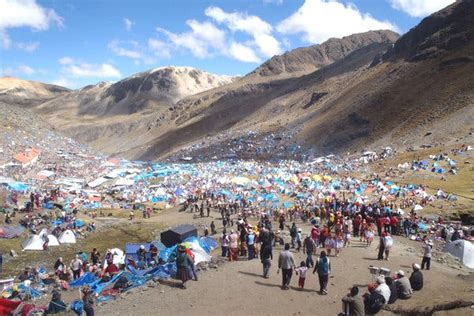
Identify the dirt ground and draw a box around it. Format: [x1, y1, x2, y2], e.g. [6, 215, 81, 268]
[87, 207, 474, 316]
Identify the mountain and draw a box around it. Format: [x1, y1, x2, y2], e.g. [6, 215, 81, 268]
[131, 0, 473, 161]
[0, 77, 70, 107]
[28, 66, 235, 154]
[249, 30, 399, 78]
[37, 66, 235, 117]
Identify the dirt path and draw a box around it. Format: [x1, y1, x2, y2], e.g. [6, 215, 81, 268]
[96, 208, 474, 316]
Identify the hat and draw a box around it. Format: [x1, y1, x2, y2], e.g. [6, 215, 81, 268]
[298, 228, 302, 232]
[140, 245, 145, 250]
[397, 270, 405, 277]
[413, 263, 420, 270]
[368, 284, 376, 291]
[376, 276, 386, 284]
[178, 244, 187, 252]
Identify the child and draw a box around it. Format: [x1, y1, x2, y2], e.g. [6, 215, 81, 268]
[295, 261, 308, 289]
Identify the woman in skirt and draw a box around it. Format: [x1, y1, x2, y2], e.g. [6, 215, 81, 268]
[365, 225, 375, 247]
[176, 244, 193, 289]
[325, 233, 334, 256]
[343, 224, 351, 248]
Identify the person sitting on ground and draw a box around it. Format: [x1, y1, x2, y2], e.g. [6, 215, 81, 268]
[395, 270, 412, 299]
[342, 286, 365, 316]
[409, 263, 423, 291]
[364, 284, 385, 315]
[374, 275, 390, 304]
[385, 276, 398, 304]
[45, 290, 66, 314]
[149, 244, 158, 263]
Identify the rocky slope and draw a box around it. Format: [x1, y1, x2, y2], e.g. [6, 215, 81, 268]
[0, 77, 69, 107]
[249, 30, 399, 78]
[131, 0, 473, 161]
[37, 66, 235, 117]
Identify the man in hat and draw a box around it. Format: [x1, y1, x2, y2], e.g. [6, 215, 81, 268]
[409, 264, 423, 291]
[374, 275, 390, 304]
[395, 270, 412, 299]
[364, 284, 385, 315]
[421, 240, 433, 270]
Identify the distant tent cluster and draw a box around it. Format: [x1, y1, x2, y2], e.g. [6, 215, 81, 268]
[21, 228, 76, 251]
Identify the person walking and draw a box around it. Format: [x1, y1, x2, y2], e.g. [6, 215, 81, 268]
[277, 243, 295, 290]
[260, 245, 273, 278]
[313, 251, 331, 294]
[303, 235, 316, 268]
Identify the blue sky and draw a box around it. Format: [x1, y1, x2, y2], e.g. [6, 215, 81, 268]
[0, 0, 455, 88]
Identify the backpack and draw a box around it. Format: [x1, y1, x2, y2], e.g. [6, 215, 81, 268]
[317, 257, 330, 275]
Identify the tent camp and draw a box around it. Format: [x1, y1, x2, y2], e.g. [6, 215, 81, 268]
[22, 235, 45, 251]
[58, 230, 76, 244]
[443, 240, 474, 269]
[161, 225, 197, 247]
[38, 229, 60, 247]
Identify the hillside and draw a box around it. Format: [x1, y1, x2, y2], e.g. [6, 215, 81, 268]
[0, 77, 70, 108]
[131, 0, 473, 161]
[249, 30, 399, 78]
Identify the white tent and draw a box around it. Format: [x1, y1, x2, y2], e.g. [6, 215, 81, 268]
[443, 240, 474, 269]
[22, 235, 45, 251]
[231, 176, 251, 186]
[413, 204, 423, 211]
[58, 230, 77, 244]
[38, 229, 60, 247]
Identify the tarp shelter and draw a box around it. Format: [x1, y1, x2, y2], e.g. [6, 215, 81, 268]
[58, 230, 76, 244]
[161, 225, 197, 248]
[0, 225, 25, 239]
[443, 240, 474, 269]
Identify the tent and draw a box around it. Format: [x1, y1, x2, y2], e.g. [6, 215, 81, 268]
[443, 240, 474, 269]
[22, 235, 45, 251]
[413, 204, 423, 211]
[39, 229, 60, 246]
[0, 225, 25, 239]
[160, 225, 197, 248]
[58, 230, 77, 244]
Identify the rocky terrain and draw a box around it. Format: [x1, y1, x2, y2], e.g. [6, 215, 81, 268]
[0, 1, 472, 162]
[0, 77, 69, 108]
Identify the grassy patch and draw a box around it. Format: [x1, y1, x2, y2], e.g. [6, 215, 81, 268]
[0, 221, 163, 278]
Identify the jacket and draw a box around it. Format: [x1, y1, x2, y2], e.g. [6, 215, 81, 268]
[278, 250, 295, 270]
[410, 271, 423, 290]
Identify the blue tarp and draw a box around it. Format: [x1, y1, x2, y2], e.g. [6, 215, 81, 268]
[69, 272, 97, 288]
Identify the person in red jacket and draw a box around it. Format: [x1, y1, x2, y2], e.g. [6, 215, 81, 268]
[390, 216, 399, 235]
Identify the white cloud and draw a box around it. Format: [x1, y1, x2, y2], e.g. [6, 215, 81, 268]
[157, 20, 226, 58]
[59, 56, 74, 65]
[108, 40, 142, 59]
[51, 77, 75, 88]
[147, 38, 171, 58]
[124, 18, 134, 31]
[263, 0, 283, 4]
[0, 0, 63, 49]
[229, 42, 261, 63]
[16, 41, 39, 52]
[0, 30, 11, 49]
[2, 64, 36, 76]
[205, 6, 282, 57]
[17, 64, 35, 75]
[277, 0, 398, 44]
[59, 57, 121, 78]
[388, 0, 455, 18]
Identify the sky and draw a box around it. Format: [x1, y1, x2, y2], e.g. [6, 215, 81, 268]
[0, 0, 456, 88]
